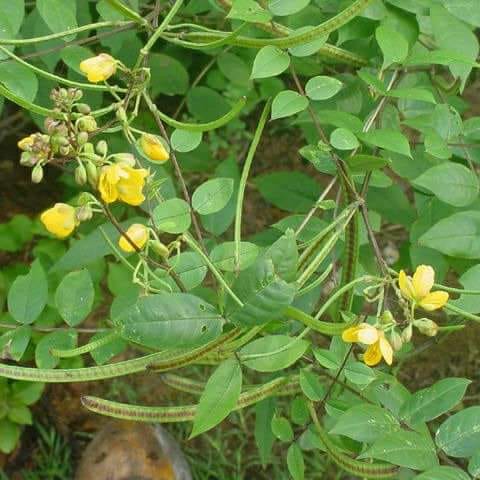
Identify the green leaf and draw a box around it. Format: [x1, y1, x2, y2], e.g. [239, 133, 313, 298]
[255, 398, 276, 465]
[388, 87, 436, 104]
[436, 406, 480, 458]
[268, 0, 309, 16]
[217, 52, 250, 87]
[2, 326, 31, 362]
[116, 293, 223, 350]
[419, 211, 480, 259]
[191, 358, 242, 437]
[210, 241, 259, 272]
[152, 198, 191, 234]
[376, 25, 409, 69]
[271, 90, 308, 120]
[360, 128, 412, 157]
[271, 414, 293, 441]
[89, 331, 127, 366]
[35, 330, 77, 369]
[468, 450, 480, 478]
[36, 0, 78, 41]
[227, 0, 272, 23]
[227, 259, 296, 326]
[8, 404, 32, 425]
[170, 129, 202, 153]
[360, 430, 438, 471]
[8, 260, 47, 325]
[451, 264, 480, 314]
[330, 127, 359, 150]
[431, 5, 479, 89]
[305, 76, 343, 100]
[415, 466, 471, 480]
[192, 178, 234, 215]
[0, 0, 24, 60]
[444, 0, 480, 27]
[299, 369, 325, 401]
[251, 46, 290, 79]
[330, 404, 400, 443]
[254, 171, 321, 213]
[287, 443, 305, 480]
[167, 251, 207, 291]
[0, 62, 38, 102]
[11, 382, 44, 406]
[346, 154, 388, 172]
[240, 335, 309, 372]
[288, 26, 327, 57]
[0, 419, 20, 454]
[263, 229, 298, 282]
[150, 53, 189, 97]
[55, 269, 94, 327]
[187, 87, 231, 122]
[414, 163, 479, 207]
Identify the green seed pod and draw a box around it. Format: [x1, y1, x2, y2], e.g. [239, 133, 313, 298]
[31, 164, 44, 183]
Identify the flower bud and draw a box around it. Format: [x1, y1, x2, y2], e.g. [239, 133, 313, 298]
[77, 192, 93, 206]
[75, 164, 88, 185]
[149, 240, 170, 258]
[116, 106, 127, 123]
[140, 134, 170, 163]
[76, 103, 91, 115]
[96, 140, 108, 156]
[401, 324, 413, 343]
[20, 151, 36, 167]
[59, 145, 71, 157]
[414, 319, 439, 337]
[31, 164, 44, 183]
[44, 118, 59, 134]
[77, 116, 98, 133]
[112, 153, 136, 167]
[70, 88, 83, 101]
[75, 205, 93, 222]
[390, 330, 403, 351]
[77, 131, 89, 146]
[85, 161, 99, 188]
[380, 310, 395, 326]
[83, 143, 95, 155]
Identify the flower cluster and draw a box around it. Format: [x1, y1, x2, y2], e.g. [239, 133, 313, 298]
[342, 265, 448, 367]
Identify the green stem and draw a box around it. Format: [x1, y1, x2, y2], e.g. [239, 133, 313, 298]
[106, 0, 147, 25]
[234, 99, 271, 271]
[286, 306, 353, 336]
[445, 303, 480, 323]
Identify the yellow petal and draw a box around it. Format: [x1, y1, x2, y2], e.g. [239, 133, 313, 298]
[118, 224, 148, 252]
[140, 134, 170, 163]
[116, 167, 148, 206]
[18, 134, 35, 151]
[418, 291, 449, 311]
[398, 270, 415, 301]
[40, 203, 76, 239]
[80, 54, 117, 83]
[342, 323, 378, 344]
[98, 168, 118, 203]
[379, 336, 393, 365]
[364, 342, 382, 366]
[412, 265, 435, 300]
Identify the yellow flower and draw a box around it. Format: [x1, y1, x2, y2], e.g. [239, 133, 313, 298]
[18, 134, 36, 151]
[140, 134, 170, 163]
[40, 203, 77, 239]
[118, 224, 148, 253]
[399, 265, 449, 311]
[342, 323, 393, 367]
[364, 332, 393, 367]
[80, 54, 117, 83]
[98, 163, 148, 206]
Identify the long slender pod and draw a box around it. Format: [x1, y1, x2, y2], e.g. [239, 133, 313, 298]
[308, 403, 399, 479]
[0, 329, 241, 383]
[50, 332, 120, 359]
[81, 376, 299, 422]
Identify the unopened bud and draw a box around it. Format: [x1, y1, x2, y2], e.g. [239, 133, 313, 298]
[75, 164, 87, 185]
[70, 89, 83, 101]
[77, 192, 93, 206]
[85, 161, 98, 188]
[115, 106, 127, 123]
[96, 140, 108, 156]
[413, 319, 439, 337]
[75, 205, 93, 222]
[76, 103, 91, 115]
[390, 330, 403, 351]
[113, 153, 136, 167]
[59, 145, 71, 156]
[77, 131, 89, 146]
[20, 152, 36, 167]
[401, 324, 413, 343]
[83, 143, 95, 155]
[31, 165, 44, 183]
[149, 240, 170, 258]
[77, 116, 97, 133]
[380, 310, 395, 326]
